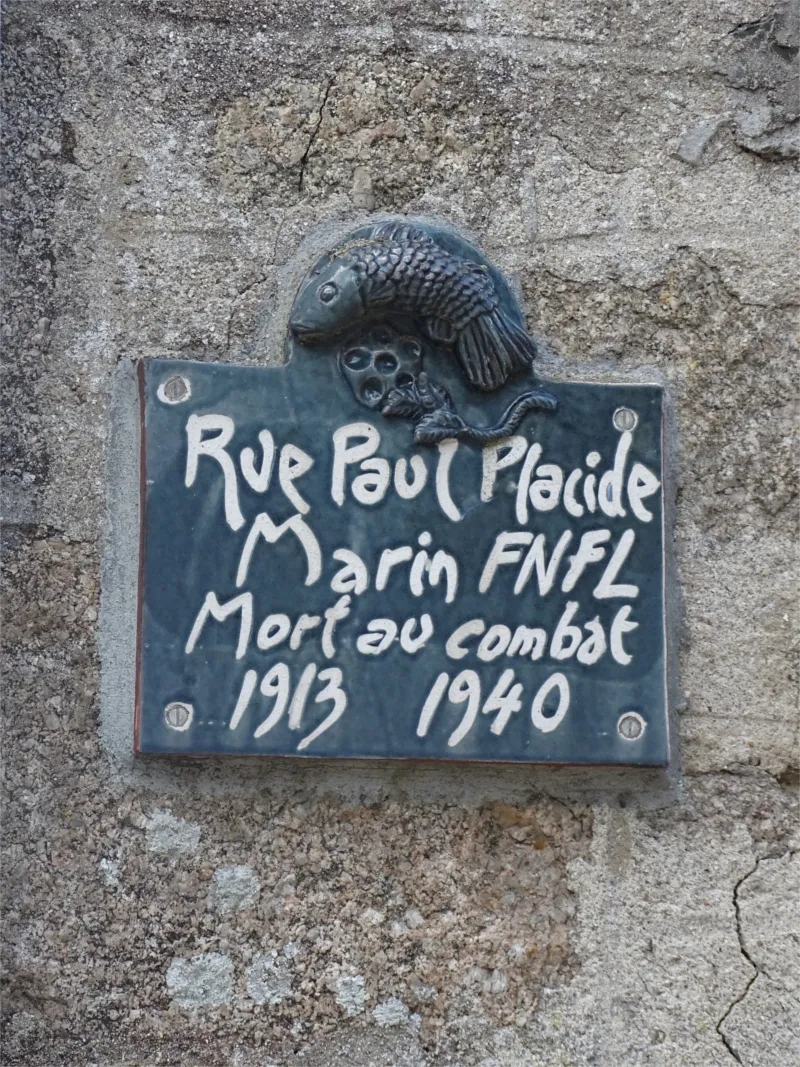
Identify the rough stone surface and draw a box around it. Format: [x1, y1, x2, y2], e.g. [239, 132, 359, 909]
[145, 809, 203, 855]
[245, 952, 293, 1006]
[333, 974, 368, 1018]
[209, 865, 262, 914]
[166, 953, 236, 1009]
[372, 996, 415, 1028]
[1, 1, 798, 1065]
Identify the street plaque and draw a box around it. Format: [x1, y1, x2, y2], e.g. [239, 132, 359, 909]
[135, 221, 669, 764]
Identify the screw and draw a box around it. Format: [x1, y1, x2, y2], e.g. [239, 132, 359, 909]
[164, 701, 193, 731]
[613, 407, 638, 432]
[158, 375, 190, 404]
[618, 712, 645, 740]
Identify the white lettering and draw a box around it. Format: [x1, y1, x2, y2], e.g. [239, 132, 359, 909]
[417, 672, 449, 738]
[185, 414, 244, 531]
[447, 670, 481, 747]
[577, 617, 607, 664]
[610, 605, 638, 665]
[481, 436, 527, 502]
[394, 455, 428, 499]
[515, 443, 542, 524]
[435, 439, 462, 522]
[483, 669, 522, 735]
[561, 529, 611, 592]
[229, 668, 258, 730]
[400, 614, 434, 654]
[321, 595, 351, 659]
[477, 624, 512, 662]
[352, 457, 391, 505]
[479, 531, 533, 594]
[583, 472, 597, 513]
[236, 510, 322, 588]
[531, 673, 570, 733]
[331, 423, 379, 506]
[530, 463, 564, 512]
[627, 463, 661, 522]
[445, 618, 485, 660]
[185, 590, 252, 660]
[428, 549, 459, 604]
[550, 601, 582, 660]
[278, 443, 314, 514]
[239, 430, 275, 493]
[409, 547, 430, 597]
[256, 613, 291, 651]
[288, 663, 317, 730]
[563, 468, 585, 518]
[356, 619, 397, 655]
[330, 548, 369, 595]
[514, 531, 573, 596]
[376, 546, 413, 591]
[297, 667, 347, 750]
[593, 529, 638, 599]
[289, 613, 321, 651]
[254, 662, 291, 738]
[507, 625, 547, 660]
[598, 431, 631, 518]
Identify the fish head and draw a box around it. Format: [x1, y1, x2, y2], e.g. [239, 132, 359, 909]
[290, 259, 365, 342]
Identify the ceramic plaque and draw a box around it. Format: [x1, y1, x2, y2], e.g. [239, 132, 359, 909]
[134, 222, 669, 765]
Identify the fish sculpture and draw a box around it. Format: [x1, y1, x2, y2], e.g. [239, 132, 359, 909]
[290, 221, 539, 393]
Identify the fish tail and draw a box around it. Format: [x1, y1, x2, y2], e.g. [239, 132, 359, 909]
[457, 308, 537, 392]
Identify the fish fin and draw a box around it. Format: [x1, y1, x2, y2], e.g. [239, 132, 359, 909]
[368, 221, 434, 246]
[424, 317, 458, 345]
[456, 308, 537, 392]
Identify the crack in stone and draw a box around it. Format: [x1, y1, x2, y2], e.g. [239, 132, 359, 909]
[0, 520, 68, 538]
[715, 849, 797, 1063]
[716, 858, 759, 1063]
[298, 77, 334, 195]
[225, 273, 269, 352]
[537, 792, 585, 824]
[686, 765, 800, 788]
[543, 128, 642, 178]
[726, 12, 777, 40]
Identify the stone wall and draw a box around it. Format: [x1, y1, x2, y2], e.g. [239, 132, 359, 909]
[2, 2, 797, 1064]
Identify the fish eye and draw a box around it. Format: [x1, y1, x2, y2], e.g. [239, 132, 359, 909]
[318, 282, 339, 304]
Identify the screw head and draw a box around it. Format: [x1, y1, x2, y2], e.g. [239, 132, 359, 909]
[613, 407, 638, 432]
[158, 375, 191, 405]
[617, 711, 646, 740]
[164, 701, 193, 731]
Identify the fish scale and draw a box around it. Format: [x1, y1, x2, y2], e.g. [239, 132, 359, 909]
[352, 239, 498, 330]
